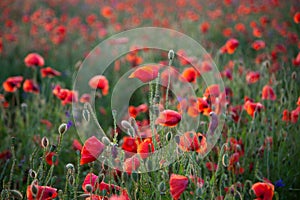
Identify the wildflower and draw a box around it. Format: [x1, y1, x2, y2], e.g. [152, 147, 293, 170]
[45, 152, 58, 165]
[155, 109, 181, 127]
[169, 174, 189, 200]
[101, 6, 114, 19]
[82, 173, 98, 192]
[129, 65, 160, 83]
[252, 40, 266, 51]
[26, 183, 57, 200]
[80, 136, 105, 165]
[221, 38, 239, 54]
[3, 76, 23, 92]
[80, 93, 91, 103]
[40, 67, 61, 78]
[262, 85, 276, 101]
[181, 67, 198, 83]
[137, 138, 154, 159]
[246, 71, 260, 84]
[24, 53, 45, 67]
[23, 79, 39, 94]
[274, 179, 285, 188]
[177, 131, 207, 154]
[88, 75, 109, 96]
[294, 12, 300, 24]
[244, 98, 264, 118]
[251, 182, 274, 200]
[121, 136, 137, 153]
[124, 155, 140, 174]
[73, 139, 83, 151]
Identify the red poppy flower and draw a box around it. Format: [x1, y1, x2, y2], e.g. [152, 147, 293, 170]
[124, 155, 140, 173]
[129, 65, 160, 83]
[23, 79, 39, 94]
[169, 174, 189, 200]
[251, 182, 274, 200]
[200, 22, 210, 33]
[206, 162, 218, 171]
[45, 152, 58, 166]
[40, 119, 52, 130]
[80, 136, 105, 165]
[40, 67, 61, 78]
[291, 108, 300, 123]
[122, 136, 138, 153]
[80, 93, 91, 103]
[155, 109, 181, 127]
[128, 106, 138, 118]
[246, 71, 260, 84]
[181, 67, 198, 83]
[82, 173, 98, 192]
[101, 6, 114, 19]
[73, 139, 83, 151]
[24, 53, 45, 67]
[197, 98, 211, 115]
[204, 84, 220, 103]
[27, 184, 57, 200]
[221, 38, 239, 54]
[244, 100, 264, 118]
[262, 85, 276, 101]
[89, 75, 109, 96]
[282, 109, 290, 122]
[292, 52, 300, 66]
[297, 97, 300, 106]
[3, 76, 23, 92]
[137, 138, 154, 159]
[178, 131, 207, 154]
[252, 40, 266, 51]
[294, 12, 300, 24]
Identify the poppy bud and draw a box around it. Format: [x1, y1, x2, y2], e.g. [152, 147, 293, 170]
[68, 175, 75, 186]
[168, 50, 175, 60]
[41, 137, 49, 148]
[292, 71, 297, 80]
[58, 123, 68, 135]
[29, 169, 37, 178]
[82, 108, 90, 122]
[121, 120, 132, 130]
[158, 181, 166, 193]
[166, 132, 173, 141]
[66, 163, 75, 174]
[9, 190, 23, 199]
[102, 137, 111, 146]
[222, 153, 229, 167]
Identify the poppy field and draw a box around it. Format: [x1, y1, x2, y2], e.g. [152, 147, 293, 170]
[1, 0, 300, 199]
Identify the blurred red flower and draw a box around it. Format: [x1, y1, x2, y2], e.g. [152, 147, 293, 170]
[261, 85, 276, 101]
[169, 174, 189, 200]
[89, 75, 109, 96]
[155, 109, 181, 127]
[40, 67, 61, 78]
[251, 182, 274, 200]
[80, 136, 105, 165]
[23, 79, 39, 94]
[3, 76, 23, 92]
[24, 53, 44, 67]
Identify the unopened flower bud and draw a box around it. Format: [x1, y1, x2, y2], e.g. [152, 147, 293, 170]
[58, 123, 68, 135]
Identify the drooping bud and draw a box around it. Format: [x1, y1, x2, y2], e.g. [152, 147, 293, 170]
[41, 136, 49, 148]
[58, 123, 68, 135]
